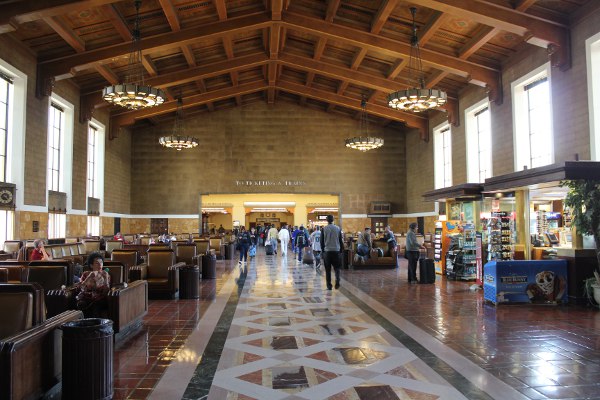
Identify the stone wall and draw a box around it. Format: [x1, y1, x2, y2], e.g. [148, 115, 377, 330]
[129, 102, 408, 215]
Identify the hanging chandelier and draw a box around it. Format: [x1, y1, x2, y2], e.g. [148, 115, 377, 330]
[345, 98, 384, 152]
[388, 7, 447, 113]
[159, 97, 199, 151]
[102, 0, 165, 110]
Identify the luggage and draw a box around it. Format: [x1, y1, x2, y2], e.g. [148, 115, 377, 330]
[419, 258, 435, 284]
[248, 245, 256, 257]
[302, 247, 314, 264]
[265, 244, 274, 255]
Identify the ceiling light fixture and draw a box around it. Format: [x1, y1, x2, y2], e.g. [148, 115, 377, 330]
[388, 7, 447, 113]
[159, 97, 199, 150]
[345, 97, 384, 152]
[102, 0, 166, 110]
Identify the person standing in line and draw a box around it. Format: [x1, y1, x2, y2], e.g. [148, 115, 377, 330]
[295, 225, 309, 263]
[406, 222, 426, 284]
[310, 225, 322, 269]
[321, 215, 344, 290]
[268, 224, 279, 254]
[248, 227, 258, 259]
[278, 224, 291, 256]
[237, 226, 251, 265]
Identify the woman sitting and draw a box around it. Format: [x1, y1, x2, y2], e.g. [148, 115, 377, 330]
[76, 252, 111, 318]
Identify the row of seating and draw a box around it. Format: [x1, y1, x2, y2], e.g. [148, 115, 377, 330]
[0, 282, 83, 400]
[0, 259, 148, 339]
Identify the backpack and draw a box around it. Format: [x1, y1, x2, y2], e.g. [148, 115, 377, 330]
[296, 232, 306, 247]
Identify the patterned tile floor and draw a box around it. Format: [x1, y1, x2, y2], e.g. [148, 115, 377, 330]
[112, 250, 600, 400]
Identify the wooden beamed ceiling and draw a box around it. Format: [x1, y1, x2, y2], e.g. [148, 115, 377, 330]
[2, 0, 591, 140]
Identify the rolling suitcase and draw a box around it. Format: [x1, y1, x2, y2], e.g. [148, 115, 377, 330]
[419, 258, 435, 284]
[302, 247, 314, 264]
[265, 243, 274, 255]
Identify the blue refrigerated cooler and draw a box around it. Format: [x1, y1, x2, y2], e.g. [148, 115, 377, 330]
[483, 260, 568, 304]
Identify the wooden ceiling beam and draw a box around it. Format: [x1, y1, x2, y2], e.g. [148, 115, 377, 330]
[414, 0, 570, 69]
[419, 11, 449, 47]
[514, 0, 537, 12]
[371, 0, 399, 34]
[223, 37, 235, 59]
[39, 12, 271, 79]
[83, 53, 269, 96]
[424, 70, 448, 88]
[43, 16, 85, 53]
[387, 58, 408, 79]
[458, 26, 499, 59]
[325, 0, 341, 22]
[282, 12, 501, 103]
[350, 48, 367, 70]
[213, 0, 228, 20]
[271, 0, 283, 21]
[306, 72, 315, 87]
[100, 4, 131, 41]
[110, 81, 268, 134]
[313, 37, 327, 61]
[181, 46, 196, 67]
[158, 0, 181, 32]
[270, 23, 282, 59]
[94, 63, 119, 85]
[141, 55, 158, 76]
[279, 53, 408, 94]
[0, 0, 121, 34]
[278, 81, 428, 138]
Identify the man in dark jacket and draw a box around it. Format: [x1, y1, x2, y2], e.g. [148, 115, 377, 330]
[320, 215, 344, 290]
[295, 225, 309, 263]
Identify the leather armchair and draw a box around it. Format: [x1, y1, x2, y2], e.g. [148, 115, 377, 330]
[1, 240, 21, 259]
[209, 238, 225, 260]
[105, 240, 124, 255]
[193, 239, 210, 256]
[175, 243, 199, 266]
[131, 249, 183, 299]
[111, 250, 139, 281]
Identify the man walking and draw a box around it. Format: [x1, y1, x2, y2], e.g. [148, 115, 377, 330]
[310, 225, 322, 269]
[268, 224, 279, 255]
[320, 215, 344, 290]
[278, 224, 291, 256]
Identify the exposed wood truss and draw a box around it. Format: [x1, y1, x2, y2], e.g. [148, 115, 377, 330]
[2, 0, 584, 140]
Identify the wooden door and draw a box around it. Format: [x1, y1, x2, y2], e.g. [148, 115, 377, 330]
[151, 218, 168, 234]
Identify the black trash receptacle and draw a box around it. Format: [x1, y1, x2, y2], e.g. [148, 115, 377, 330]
[179, 266, 200, 299]
[201, 254, 216, 279]
[62, 318, 113, 400]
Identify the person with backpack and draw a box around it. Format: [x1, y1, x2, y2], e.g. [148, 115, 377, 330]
[237, 226, 251, 265]
[310, 225, 322, 269]
[295, 225, 309, 263]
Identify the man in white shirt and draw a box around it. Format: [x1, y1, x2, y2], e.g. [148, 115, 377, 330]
[278, 224, 290, 256]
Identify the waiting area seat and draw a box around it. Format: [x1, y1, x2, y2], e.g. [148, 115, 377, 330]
[0, 283, 83, 400]
[130, 249, 184, 299]
[105, 239, 124, 255]
[349, 243, 398, 269]
[111, 249, 139, 281]
[175, 243, 199, 267]
[209, 238, 225, 260]
[193, 239, 210, 256]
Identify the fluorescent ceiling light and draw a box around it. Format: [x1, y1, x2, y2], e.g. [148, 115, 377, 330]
[313, 207, 339, 212]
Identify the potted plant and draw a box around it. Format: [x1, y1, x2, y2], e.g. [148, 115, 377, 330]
[561, 179, 600, 305]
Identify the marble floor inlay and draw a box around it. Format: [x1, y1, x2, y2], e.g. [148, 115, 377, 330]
[208, 257, 479, 400]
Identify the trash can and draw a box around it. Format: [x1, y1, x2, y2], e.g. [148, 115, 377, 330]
[201, 254, 216, 279]
[179, 266, 200, 299]
[61, 318, 113, 400]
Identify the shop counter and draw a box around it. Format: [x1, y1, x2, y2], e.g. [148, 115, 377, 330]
[483, 260, 568, 305]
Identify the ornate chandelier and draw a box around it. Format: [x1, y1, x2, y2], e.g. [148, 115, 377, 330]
[388, 7, 447, 113]
[159, 98, 198, 151]
[345, 98, 384, 152]
[102, 0, 165, 110]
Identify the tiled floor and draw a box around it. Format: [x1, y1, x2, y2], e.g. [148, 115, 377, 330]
[112, 251, 600, 400]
